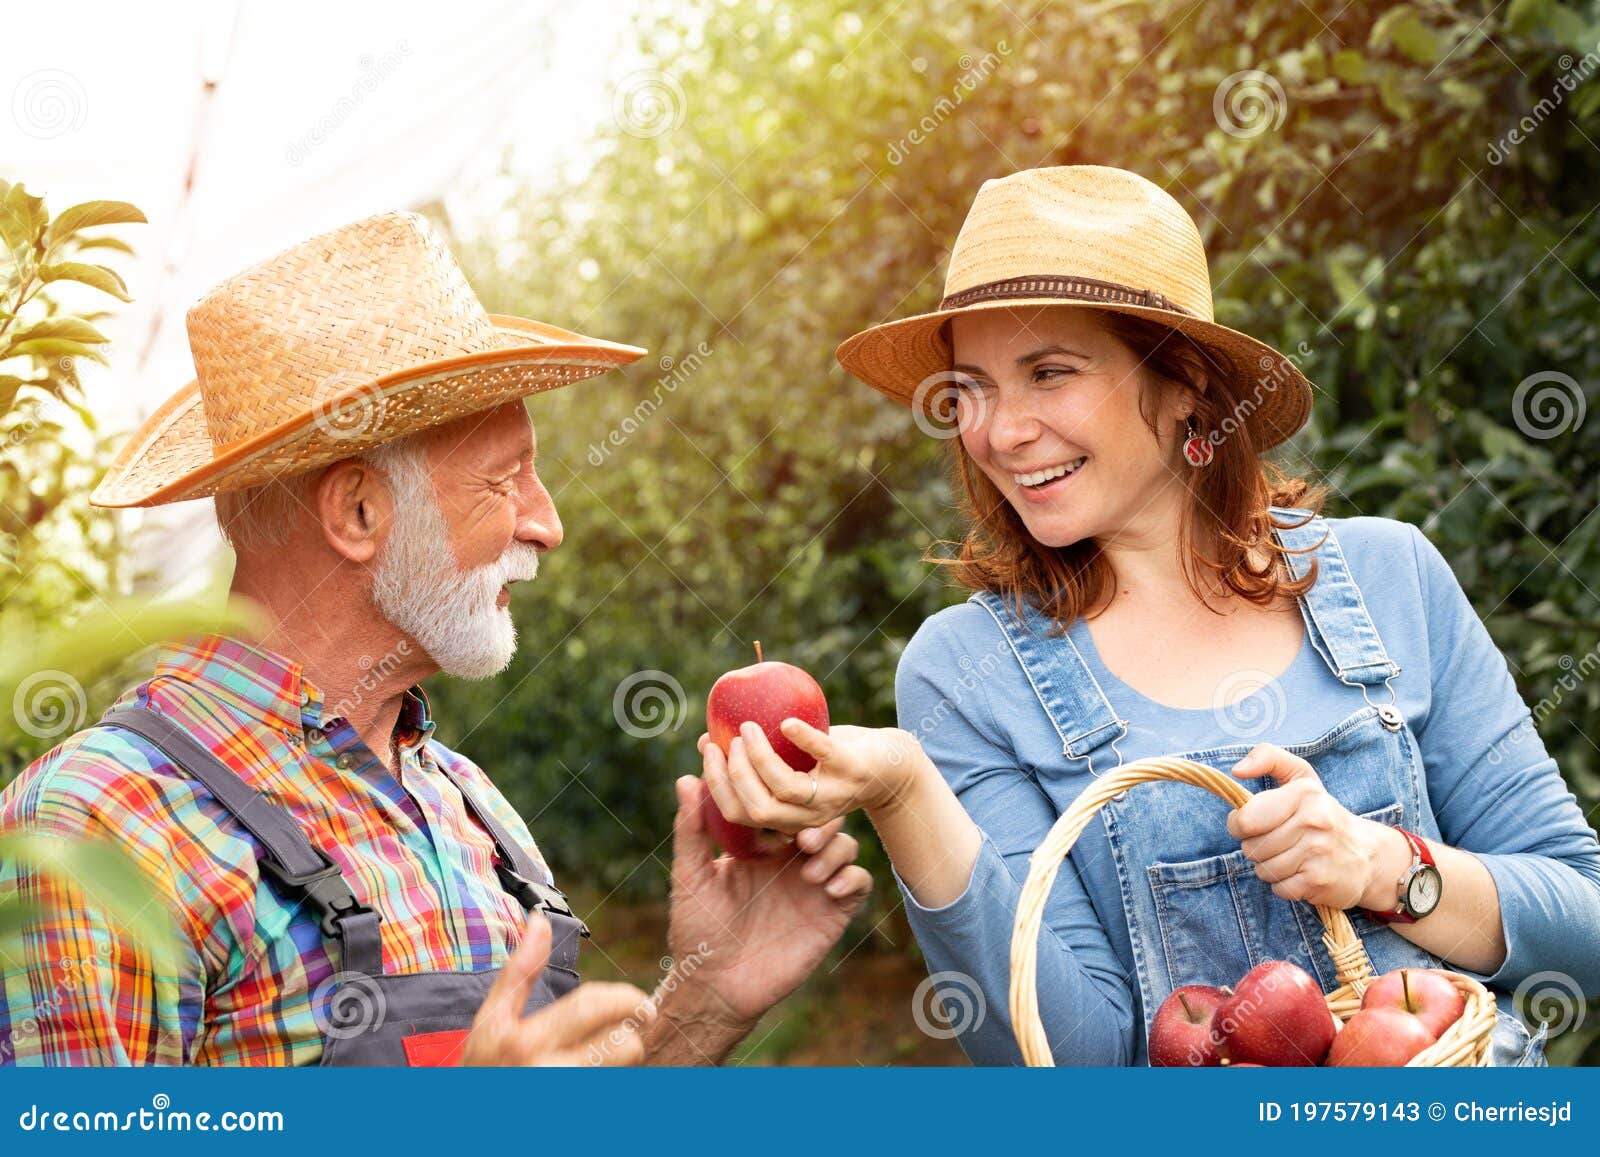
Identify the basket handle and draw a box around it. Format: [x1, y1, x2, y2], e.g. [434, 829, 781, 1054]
[1008, 756, 1374, 1066]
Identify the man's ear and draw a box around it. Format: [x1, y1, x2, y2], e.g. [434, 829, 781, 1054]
[316, 458, 391, 564]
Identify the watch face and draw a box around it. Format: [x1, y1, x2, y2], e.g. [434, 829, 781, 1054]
[1407, 865, 1443, 915]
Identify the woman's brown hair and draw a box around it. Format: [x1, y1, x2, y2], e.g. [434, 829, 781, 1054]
[933, 309, 1325, 632]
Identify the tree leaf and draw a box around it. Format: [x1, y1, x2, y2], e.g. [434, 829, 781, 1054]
[1, 338, 110, 366]
[38, 262, 132, 302]
[1330, 49, 1367, 84]
[1370, 6, 1443, 65]
[0, 372, 27, 415]
[6, 317, 110, 346]
[0, 183, 48, 252]
[47, 201, 146, 245]
[70, 235, 136, 256]
[1377, 65, 1415, 118]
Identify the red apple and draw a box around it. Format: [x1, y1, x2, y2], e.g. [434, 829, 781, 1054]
[1360, 968, 1465, 1039]
[1213, 961, 1336, 1066]
[1149, 985, 1229, 1066]
[704, 641, 830, 859]
[1326, 1006, 1436, 1066]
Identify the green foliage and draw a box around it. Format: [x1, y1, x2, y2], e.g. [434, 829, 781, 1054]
[1, 184, 148, 769]
[0, 184, 247, 979]
[428, 0, 1599, 1058]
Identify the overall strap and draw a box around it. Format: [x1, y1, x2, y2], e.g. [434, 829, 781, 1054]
[1270, 508, 1401, 690]
[98, 706, 384, 976]
[970, 590, 1127, 770]
[430, 759, 590, 938]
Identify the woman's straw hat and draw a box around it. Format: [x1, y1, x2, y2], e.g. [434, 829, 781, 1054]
[836, 166, 1312, 448]
[91, 211, 646, 508]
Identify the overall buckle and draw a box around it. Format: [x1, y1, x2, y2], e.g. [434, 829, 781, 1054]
[497, 863, 591, 938]
[260, 850, 375, 937]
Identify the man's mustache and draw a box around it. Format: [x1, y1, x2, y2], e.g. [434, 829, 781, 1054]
[493, 543, 541, 586]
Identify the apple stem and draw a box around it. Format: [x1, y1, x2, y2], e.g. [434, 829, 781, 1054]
[754, 640, 764, 663]
[1177, 992, 1194, 1022]
[1401, 969, 1412, 1011]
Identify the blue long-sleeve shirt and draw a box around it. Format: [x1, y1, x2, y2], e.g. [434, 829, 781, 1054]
[893, 515, 1600, 1065]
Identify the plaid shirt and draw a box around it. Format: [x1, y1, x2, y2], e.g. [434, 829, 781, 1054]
[0, 635, 556, 1066]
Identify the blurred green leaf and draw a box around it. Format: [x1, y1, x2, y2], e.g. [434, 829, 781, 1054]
[0, 834, 182, 973]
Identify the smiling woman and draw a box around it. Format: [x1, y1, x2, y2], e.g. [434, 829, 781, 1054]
[939, 304, 1323, 632]
[697, 164, 1600, 1068]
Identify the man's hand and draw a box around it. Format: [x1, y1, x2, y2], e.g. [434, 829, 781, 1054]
[460, 916, 656, 1066]
[646, 770, 871, 1063]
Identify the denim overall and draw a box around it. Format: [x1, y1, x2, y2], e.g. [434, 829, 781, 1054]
[972, 511, 1546, 1066]
[99, 706, 588, 1066]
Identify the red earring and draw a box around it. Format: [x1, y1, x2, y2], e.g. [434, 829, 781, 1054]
[1183, 416, 1214, 467]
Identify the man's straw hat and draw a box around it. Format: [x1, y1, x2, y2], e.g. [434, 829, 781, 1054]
[836, 166, 1312, 448]
[92, 211, 646, 508]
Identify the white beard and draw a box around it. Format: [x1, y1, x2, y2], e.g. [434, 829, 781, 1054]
[368, 443, 540, 680]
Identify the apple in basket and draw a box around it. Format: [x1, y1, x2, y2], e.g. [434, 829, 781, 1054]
[1212, 961, 1337, 1066]
[1148, 985, 1230, 1066]
[704, 641, 831, 859]
[1360, 968, 1465, 1038]
[1326, 1006, 1437, 1067]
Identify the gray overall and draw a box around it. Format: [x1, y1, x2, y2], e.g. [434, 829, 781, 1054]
[99, 706, 588, 1066]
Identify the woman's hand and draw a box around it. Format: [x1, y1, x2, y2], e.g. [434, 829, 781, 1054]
[1226, 743, 1410, 911]
[699, 718, 926, 833]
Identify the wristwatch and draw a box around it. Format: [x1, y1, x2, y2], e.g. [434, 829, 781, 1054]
[1364, 826, 1441, 925]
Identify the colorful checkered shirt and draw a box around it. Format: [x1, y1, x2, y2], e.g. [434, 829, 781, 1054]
[0, 634, 556, 1066]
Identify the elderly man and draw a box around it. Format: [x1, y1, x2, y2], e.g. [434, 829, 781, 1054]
[0, 212, 870, 1066]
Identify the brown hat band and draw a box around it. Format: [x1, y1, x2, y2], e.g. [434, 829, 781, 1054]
[939, 274, 1195, 316]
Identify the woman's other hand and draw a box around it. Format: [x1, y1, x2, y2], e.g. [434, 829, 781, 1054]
[1227, 743, 1411, 911]
[699, 719, 926, 833]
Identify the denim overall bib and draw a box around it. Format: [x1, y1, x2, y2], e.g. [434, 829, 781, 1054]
[99, 706, 588, 1066]
[972, 511, 1546, 1066]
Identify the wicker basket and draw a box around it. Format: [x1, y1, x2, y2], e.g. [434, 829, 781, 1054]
[1008, 756, 1499, 1066]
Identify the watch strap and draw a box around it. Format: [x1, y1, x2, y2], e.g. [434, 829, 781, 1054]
[1362, 826, 1434, 925]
